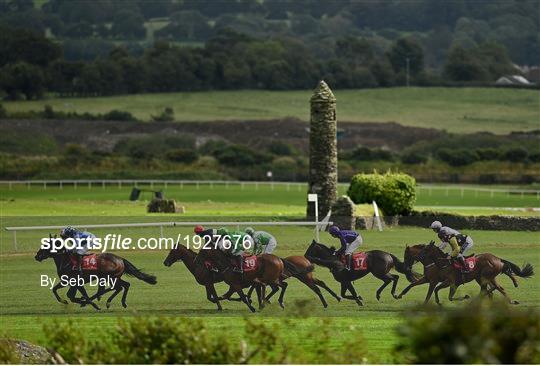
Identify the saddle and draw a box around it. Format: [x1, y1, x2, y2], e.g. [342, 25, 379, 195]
[340, 252, 368, 271]
[452, 257, 477, 271]
[237, 254, 258, 272]
[70, 254, 98, 271]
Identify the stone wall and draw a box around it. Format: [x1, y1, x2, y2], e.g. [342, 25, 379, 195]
[330, 195, 356, 230]
[147, 198, 184, 213]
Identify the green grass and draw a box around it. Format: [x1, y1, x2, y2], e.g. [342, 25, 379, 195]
[3, 87, 539, 133]
[1, 226, 538, 362]
[1, 183, 539, 362]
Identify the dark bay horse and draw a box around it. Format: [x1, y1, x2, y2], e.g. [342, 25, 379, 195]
[35, 244, 157, 309]
[163, 243, 226, 310]
[196, 248, 284, 312]
[305, 240, 419, 306]
[398, 242, 533, 305]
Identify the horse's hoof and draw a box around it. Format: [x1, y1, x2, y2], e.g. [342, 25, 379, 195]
[512, 300, 519, 305]
[464, 295, 470, 300]
[106, 302, 111, 309]
[61, 300, 68, 305]
[323, 303, 328, 309]
[376, 294, 381, 302]
[122, 303, 127, 308]
[279, 302, 285, 309]
[249, 307, 256, 313]
[336, 297, 341, 302]
[436, 302, 443, 307]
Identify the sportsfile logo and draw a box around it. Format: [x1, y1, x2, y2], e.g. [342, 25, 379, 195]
[40, 234, 254, 252]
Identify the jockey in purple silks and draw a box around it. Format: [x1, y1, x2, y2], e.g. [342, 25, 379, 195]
[328, 225, 363, 271]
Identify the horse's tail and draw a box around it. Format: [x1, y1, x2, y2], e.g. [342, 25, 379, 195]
[390, 254, 421, 283]
[123, 259, 157, 285]
[282, 258, 314, 278]
[502, 259, 534, 278]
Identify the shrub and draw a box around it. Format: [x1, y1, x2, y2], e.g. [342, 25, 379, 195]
[0, 104, 6, 118]
[349, 146, 394, 161]
[151, 107, 174, 122]
[103, 109, 138, 122]
[437, 148, 478, 166]
[401, 151, 427, 164]
[213, 144, 271, 167]
[43, 105, 55, 119]
[475, 147, 501, 161]
[268, 140, 296, 156]
[165, 148, 199, 164]
[503, 147, 529, 162]
[395, 299, 540, 364]
[347, 171, 416, 215]
[529, 152, 540, 163]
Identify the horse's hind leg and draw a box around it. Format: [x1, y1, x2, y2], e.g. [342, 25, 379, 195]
[373, 273, 394, 301]
[313, 278, 341, 302]
[119, 279, 130, 308]
[424, 282, 436, 304]
[52, 283, 68, 304]
[265, 284, 280, 304]
[276, 282, 288, 309]
[105, 282, 123, 308]
[304, 280, 328, 308]
[490, 278, 519, 305]
[343, 282, 363, 307]
[398, 276, 428, 299]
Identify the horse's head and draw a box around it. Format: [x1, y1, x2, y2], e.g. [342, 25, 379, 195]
[404, 244, 427, 266]
[163, 242, 190, 267]
[305, 240, 336, 261]
[35, 234, 62, 262]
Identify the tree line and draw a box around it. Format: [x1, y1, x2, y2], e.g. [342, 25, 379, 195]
[0, 26, 519, 100]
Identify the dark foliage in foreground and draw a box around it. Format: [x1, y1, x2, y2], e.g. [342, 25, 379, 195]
[396, 299, 540, 364]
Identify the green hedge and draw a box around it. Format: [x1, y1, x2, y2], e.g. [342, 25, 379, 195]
[347, 172, 416, 215]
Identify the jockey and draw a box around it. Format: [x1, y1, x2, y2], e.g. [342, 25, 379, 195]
[194, 225, 217, 246]
[60, 226, 97, 274]
[328, 225, 363, 271]
[216, 227, 253, 273]
[244, 227, 277, 255]
[430, 221, 474, 271]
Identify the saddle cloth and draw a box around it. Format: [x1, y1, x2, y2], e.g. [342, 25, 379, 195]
[341, 252, 368, 270]
[70, 254, 98, 271]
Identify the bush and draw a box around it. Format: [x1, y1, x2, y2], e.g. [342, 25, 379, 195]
[213, 144, 271, 167]
[347, 171, 416, 215]
[103, 109, 138, 122]
[267, 140, 296, 156]
[437, 148, 478, 166]
[475, 147, 501, 161]
[396, 299, 540, 364]
[529, 152, 540, 163]
[349, 146, 394, 162]
[165, 148, 199, 164]
[503, 147, 529, 162]
[151, 107, 174, 122]
[401, 151, 427, 164]
[0, 104, 6, 118]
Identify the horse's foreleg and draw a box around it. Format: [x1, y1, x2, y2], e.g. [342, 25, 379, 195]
[259, 284, 267, 310]
[219, 287, 240, 301]
[105, 282, 123, 309]
[449, 283, 470, 301]
[119, 279, 130, 308]
[236, 287, 256, 313]
[304, 280, 328, 308]
[52, 283, 68, 304]
[313, 278, 341, 302]
[343, 282, 363, 307]
[398, 276, 428, 299]
[424, 282, 436, 304]
[434, 281, 451, 305]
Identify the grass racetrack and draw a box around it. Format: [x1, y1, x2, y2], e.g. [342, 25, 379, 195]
[4, 87, 539, 133]
[1, 184, 539, 362]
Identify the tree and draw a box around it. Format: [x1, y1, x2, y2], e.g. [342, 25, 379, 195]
[0, 62, 45, 99]
[387, 38, 424, 76]
[443, 46, 488, 81]
[111, 10, 146, 39]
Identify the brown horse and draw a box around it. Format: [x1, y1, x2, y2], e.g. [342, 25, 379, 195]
[265, 256, 341, 308]
[196, 248, 284, 312]
[35, 241, 157, 309]
[163, 243, 226, 310]
[398, 242, 533, 305]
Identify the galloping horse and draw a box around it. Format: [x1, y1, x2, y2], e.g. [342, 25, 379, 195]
[163, 243, 226, 310]
[305, 240, 419, 306]
[398, 242, 533, 305]
[196, 248, 284, 312]
[35, 239, 157, 309]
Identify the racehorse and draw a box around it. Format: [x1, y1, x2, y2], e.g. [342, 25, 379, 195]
[398, 242, 533, 305]
[35, 238, 157, 309]
[196, 248, 284, 312]
[163, 243, 226, 310]
[304, 240, 420, 306]
[265, 256, 341, 308]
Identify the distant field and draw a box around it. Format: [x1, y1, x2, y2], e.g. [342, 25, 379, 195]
[3, 87, 539, 133]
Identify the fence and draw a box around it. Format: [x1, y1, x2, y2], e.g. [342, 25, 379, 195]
[4, 221, 330, 251]
[1, 180, 539, 198]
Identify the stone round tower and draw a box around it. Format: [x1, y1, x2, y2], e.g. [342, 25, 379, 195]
[307, 80, 338, 218]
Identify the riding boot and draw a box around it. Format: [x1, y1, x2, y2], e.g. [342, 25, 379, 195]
[76, 254, 83, 275]
[458, 256, 469, 272]
[345, 254, 352, 271]
[233, 256, 243, 273]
